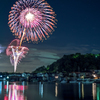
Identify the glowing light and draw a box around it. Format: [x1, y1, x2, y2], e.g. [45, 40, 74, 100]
[82, 84, 84, 99]
[55, 76, 58, 79]
[0, 82, 2, 94]
[4, 83, 27, 100]
[39, 82, 43, 98]
[6, 39, 29, 72]
[25, 12, 35, 22]
[55, 83, 58, 97]
[8, 0, 56, 43]
[93, 74, 97, 77]
[7, 0, 57, 72]
[92, 83, 96, 100]
[10, 46, 29, 72]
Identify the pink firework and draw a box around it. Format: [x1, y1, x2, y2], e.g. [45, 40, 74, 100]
[6, 39, 20, 56]
[6, 39, 29, 72]
[8, 0, 56, 42]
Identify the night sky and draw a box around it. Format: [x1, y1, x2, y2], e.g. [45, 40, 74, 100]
[0, 0, 100, 72]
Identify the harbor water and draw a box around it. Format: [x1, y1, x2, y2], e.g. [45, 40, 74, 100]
[0, 81, 99, 100]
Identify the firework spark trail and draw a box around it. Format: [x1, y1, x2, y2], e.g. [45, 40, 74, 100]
[8, 0, 56, 45]
[6, 39, 29, 72]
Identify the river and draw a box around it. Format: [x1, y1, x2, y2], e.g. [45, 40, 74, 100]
[0, 81, 99, 100]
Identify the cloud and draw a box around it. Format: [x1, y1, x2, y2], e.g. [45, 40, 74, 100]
[0, 43, 100, 72]
[91, 49, 100, 54]
[0, 47, 60, 72]
[36, 51, 60, 59]
[0, 44, 6, 53]
[39, 58, 57, 65]
[43, 44, 89, 57]
[20, 48, 60, 71]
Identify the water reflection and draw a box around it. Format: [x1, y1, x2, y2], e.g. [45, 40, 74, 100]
[55, 83, 58, 97]
[6, 81, 9, 93]
[0, 81, 2, 94]
[92, 83, 96, 100]
[39, 82, 43, 98]
[1, 81, 100, 100]
[78, 82, 81, 99]
[4, 82, 27, 100]
[79, 83, 100, 100]
[97, 84, 100, 100]
[82, 83, 84, 99]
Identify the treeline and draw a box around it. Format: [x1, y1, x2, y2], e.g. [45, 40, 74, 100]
[33, 53, 100, 73]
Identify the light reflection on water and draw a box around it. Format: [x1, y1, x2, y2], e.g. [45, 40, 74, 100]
[4, 82, 27, 100]
[55, 83, 58, 97]
[0, 81, 2, 94]
[39, 82, 43, 98]
[82, 83, 84, 99]
[0, 81, 100, 100]
[92, 83, 96, 100]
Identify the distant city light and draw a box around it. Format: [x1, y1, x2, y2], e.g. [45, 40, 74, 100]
[55, 76, 58, 79]
[93, 74, 96, 77]
[7, 76, 9, 79]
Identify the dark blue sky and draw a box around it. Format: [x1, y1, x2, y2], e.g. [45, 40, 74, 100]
[0, 0, 100, 72]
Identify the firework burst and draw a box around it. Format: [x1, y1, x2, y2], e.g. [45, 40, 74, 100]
[8, 0, 56, 44]
[6, 39, 29, 72]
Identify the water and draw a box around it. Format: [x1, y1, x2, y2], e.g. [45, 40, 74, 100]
[0, 81, 100, 100]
